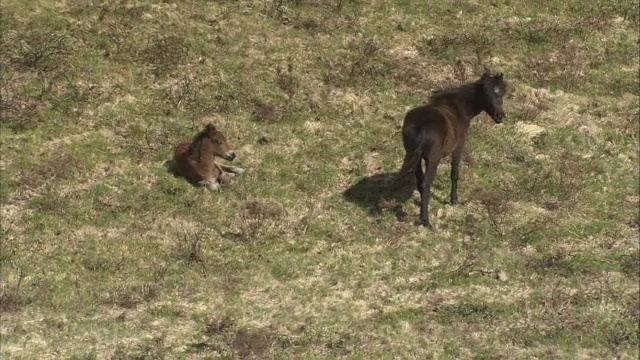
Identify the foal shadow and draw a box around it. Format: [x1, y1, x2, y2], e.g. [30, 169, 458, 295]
[342, 172, 416, 221]
[163, 159, 180, 178]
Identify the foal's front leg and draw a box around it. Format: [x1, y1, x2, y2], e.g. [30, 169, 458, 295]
[218, 164, 245, 175]
[450, 145, 464, 205]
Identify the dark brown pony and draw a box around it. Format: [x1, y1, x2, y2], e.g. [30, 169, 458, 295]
[399, 71, 507, 228]
[173, 123, 245, 191]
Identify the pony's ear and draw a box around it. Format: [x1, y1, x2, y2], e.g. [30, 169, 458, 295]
[205, 123, 217, 131]
[480, 69, 492, 81]
[497, 72, 504, 80]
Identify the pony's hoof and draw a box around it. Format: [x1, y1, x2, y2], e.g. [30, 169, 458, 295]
[422, 220, 433, 229]
[233, 167, 245, 175]
[415, 219, 433, 229]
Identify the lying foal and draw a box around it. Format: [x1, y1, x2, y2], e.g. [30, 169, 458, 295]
[173, 123, 245, 191]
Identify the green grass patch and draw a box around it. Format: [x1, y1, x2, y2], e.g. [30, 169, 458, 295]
[1, 0, 638, 358]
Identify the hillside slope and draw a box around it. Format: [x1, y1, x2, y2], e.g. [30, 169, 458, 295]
[1, 1, 638, 358]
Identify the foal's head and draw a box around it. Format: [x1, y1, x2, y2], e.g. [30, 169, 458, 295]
[196, 123, 236, 161]
[477, 72, 507, 124]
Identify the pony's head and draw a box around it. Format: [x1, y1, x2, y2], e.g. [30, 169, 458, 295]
[477, 71, 507, 124]
[200, 123, 236, 161]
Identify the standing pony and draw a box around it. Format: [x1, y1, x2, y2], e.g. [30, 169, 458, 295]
[173, 123, 245, 191]
[399, 71, 507, 228]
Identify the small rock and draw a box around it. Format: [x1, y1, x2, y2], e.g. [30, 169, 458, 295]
[116, 311, 127, 322]
[257, 135, 270, 145]
[496, 270, 508, 282]
[544, 200, 560, 211]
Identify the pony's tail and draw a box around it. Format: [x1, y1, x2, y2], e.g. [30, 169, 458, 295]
[395, 149, 422, 185]
[400, 151, 422, 176]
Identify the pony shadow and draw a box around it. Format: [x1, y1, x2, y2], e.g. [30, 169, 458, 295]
[342, 173, 406, 221]
[342, 172, 448, 222]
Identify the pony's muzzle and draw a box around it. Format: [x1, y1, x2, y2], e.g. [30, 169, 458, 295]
[493, 113, 506, 124]
[224, 151, 236, 161]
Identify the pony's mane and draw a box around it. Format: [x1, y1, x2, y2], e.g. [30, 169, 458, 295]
[188, 127, 212, 155]
[428, 81, 476, 104]
[191, 127, 210, 143]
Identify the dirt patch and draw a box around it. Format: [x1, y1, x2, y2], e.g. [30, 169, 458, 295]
[231, 327, 276, 359]
[204, 315, 235, 336]
[0, 290, 28, 313]
[252, 100, 279, 123]
[245, 198, 286, 220]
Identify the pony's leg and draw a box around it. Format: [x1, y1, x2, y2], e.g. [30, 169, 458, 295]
[420, 154, 440, 228]
[197, 180, 220, 191]
[414, 159, 424, 194]
[218, 164, 245, 175]
[450, 146, 464, 205]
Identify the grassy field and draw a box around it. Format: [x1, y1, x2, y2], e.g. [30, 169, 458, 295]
[1, 0, 638, 358]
